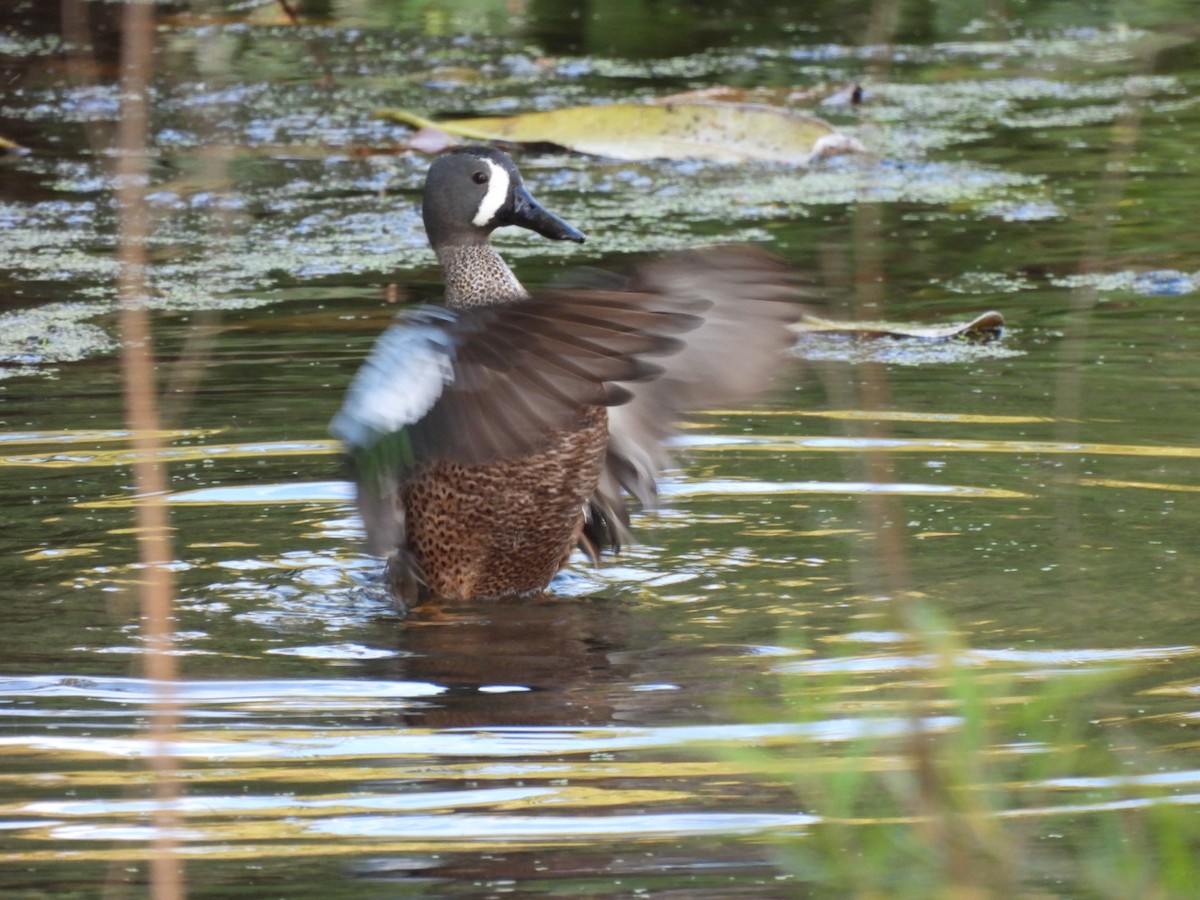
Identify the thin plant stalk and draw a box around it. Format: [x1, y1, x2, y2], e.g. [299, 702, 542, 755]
[115, 2, 183, 898]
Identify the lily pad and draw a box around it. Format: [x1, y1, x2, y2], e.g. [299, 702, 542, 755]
[376, 102, 863, 164]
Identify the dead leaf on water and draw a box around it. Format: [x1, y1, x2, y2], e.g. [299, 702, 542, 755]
[795, 310, 1005, 343]
[376, 102, 865, 164]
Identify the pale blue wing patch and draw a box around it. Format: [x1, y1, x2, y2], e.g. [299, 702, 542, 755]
[330, 308, 458, 452]
[330, 307, 461, 557]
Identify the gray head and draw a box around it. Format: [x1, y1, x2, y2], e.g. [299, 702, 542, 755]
[421, 147, 586, 250]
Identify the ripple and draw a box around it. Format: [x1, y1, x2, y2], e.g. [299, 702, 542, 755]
[311, 810, 818, 841]
[0, 675, 443, 705]
[0, 718, 960, 761]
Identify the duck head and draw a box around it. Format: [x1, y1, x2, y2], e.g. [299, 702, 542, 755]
[422, 146, 587, 248]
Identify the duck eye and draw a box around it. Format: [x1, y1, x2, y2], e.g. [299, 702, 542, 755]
[471, 170, 489, 185]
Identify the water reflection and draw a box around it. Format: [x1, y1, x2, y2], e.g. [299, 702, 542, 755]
[364, 594, 642, 727]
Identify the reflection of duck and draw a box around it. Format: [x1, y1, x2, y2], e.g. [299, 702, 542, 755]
[363, 594, 639, 728]
[332, 147, 801, 608]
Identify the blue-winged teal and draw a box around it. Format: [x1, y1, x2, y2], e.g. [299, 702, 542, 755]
[332, 147, 801, 607]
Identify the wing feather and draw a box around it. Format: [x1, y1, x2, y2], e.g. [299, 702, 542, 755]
[331, 244, 810, 559]
[588, 246, 811, 547]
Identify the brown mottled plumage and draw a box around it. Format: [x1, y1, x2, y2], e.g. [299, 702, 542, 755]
[396, 407, 608, 601]
[331, 147, 804, 610]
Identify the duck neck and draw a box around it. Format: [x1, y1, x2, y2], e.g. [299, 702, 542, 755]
[437, 243, 529, 309]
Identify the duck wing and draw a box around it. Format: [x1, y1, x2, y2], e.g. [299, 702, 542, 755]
[331, 294, 701, 555]
[584, 245, 809, 551]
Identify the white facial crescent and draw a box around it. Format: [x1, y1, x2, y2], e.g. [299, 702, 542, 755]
[471, 158, 511, 228]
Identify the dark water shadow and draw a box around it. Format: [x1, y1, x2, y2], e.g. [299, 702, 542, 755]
[359, 591, 656, 728]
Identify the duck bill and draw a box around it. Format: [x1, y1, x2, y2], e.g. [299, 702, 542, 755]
[505, 185, 586, 243]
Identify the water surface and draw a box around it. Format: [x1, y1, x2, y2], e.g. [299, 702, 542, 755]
[2, 1, 1200, 896]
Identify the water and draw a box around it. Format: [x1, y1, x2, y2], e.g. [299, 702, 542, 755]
[3, 1, 1200, 896]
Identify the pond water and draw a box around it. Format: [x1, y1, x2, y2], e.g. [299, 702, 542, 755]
[3, 1, 1200, 896]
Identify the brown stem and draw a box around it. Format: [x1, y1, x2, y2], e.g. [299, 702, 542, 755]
[115, 2, 183, 897]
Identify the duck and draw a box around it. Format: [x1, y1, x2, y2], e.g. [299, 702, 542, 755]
[331, 146, 802, 608]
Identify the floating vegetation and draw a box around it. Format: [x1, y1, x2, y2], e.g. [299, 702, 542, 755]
[1054, 269, 1200, 297]
[0, 302, 114, 373]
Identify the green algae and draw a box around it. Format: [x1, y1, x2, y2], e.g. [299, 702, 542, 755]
[793, 331, 1024, 367]
[0, 302, 114, 375]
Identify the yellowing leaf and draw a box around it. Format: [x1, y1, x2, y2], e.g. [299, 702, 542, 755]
[376, 102, 863, 164]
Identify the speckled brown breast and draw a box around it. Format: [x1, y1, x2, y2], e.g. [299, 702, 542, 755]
[399, 405, 609, 601]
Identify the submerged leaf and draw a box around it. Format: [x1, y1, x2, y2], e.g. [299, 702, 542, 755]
[376, 102, 864, 164]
